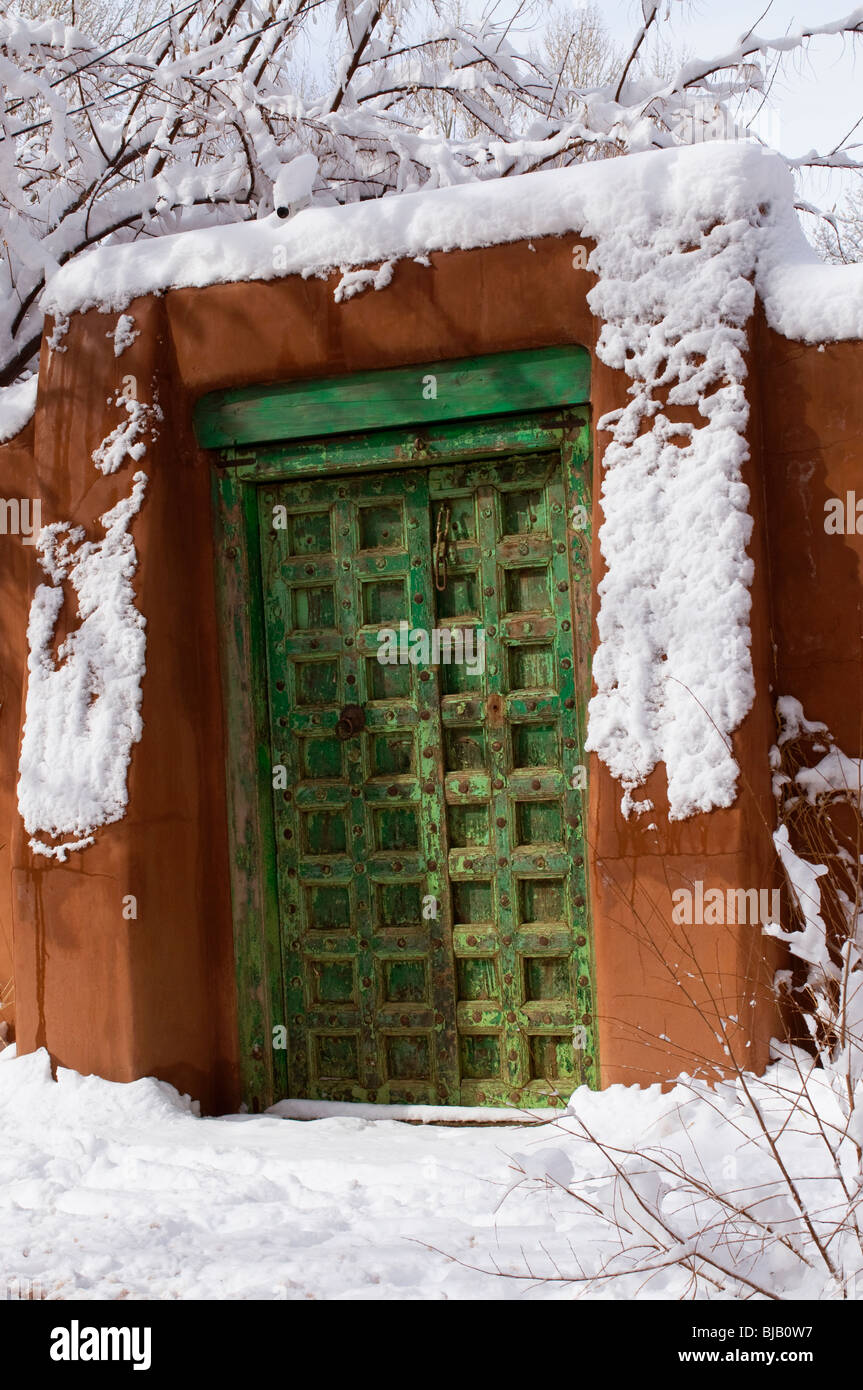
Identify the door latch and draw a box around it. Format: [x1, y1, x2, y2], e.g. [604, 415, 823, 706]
[433, 503, 451, 591]
[335, 703, 366, 740]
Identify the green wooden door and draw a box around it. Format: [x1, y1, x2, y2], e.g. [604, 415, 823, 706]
[257, 446, 594, 1108]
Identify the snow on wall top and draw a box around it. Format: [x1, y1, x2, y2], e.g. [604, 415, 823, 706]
[40, 141, 863, 345]
[21, 140, 863, 829]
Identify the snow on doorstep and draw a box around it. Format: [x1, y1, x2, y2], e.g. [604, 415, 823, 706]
[17, 473, 148, 859]
[269, 1097, 555, 1125]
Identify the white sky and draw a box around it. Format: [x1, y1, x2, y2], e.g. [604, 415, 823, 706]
[557, 1, 863, 209]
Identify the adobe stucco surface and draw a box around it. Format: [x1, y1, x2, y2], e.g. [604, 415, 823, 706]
[0, 235, 860, 1111]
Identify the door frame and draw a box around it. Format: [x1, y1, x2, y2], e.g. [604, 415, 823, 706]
[205, 349, 595, 1111]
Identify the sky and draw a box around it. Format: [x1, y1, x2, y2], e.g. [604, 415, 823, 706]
[553, 1, 863, 211]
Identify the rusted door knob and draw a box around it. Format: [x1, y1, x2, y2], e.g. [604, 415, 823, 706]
[335, 703, 366, 740]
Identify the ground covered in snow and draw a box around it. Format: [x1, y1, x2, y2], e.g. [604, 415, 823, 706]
[1, 1046, 858, 1301]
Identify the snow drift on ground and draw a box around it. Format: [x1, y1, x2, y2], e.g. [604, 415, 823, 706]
[0, 1045, 858, 1301]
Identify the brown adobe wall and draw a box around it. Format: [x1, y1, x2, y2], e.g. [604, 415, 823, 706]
[6, 234, 782, 1108]
[7, 300, 239, 1111]
[756, 313, 863, 751]
[0, 423, 35, 1044]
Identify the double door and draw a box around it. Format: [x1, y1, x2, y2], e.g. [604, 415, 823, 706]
[258, 448, 593, 1106]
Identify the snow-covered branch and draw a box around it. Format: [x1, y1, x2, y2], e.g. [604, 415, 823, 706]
[1, 0, 862, 392]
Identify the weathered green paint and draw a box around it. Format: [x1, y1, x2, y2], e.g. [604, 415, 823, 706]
[211, 469, 288, 1112]
[195, 346, 590, 449]
[258, 467, 460, 1103]
[213, 387, 596, 1109]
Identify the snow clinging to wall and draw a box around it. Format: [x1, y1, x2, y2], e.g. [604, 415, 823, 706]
[582, 202, 759, 818]
[17, 471, 148, 860]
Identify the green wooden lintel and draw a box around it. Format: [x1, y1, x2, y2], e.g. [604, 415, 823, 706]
[195, 345, 590, 449]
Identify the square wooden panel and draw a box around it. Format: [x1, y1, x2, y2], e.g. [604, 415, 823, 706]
[358, 501, 404, 551]
[287, 509, 333, 556]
